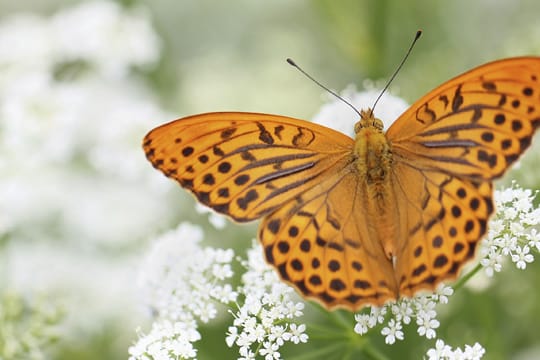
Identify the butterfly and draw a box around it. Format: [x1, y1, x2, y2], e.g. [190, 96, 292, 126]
[143, 57, 540, 311]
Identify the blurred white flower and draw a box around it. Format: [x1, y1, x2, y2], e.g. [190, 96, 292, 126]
[138, 222, 237, 322]
[195, 203, 227, 229]
[0, 291, 63, 360]
[131, 222, 237, 359]
[0, 1, 179, 357]
[50, 1, 161, 78]
[0, 15, 54, 79]
[312, 84, 409, 137]
[128, 320, 201, 360]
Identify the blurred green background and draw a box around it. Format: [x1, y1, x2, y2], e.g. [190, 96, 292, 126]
[1, 0, 540, 359]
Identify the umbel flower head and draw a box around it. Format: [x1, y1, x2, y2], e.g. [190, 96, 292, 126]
[130, 224, 307, 360]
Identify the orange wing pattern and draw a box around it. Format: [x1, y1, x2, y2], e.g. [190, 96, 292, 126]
[144, 112, 353, 222]
[143, 57, 540, 311]
[388, 57, 540, 180]
[259, 164, 398, 309]
[387, 57, 540, 297]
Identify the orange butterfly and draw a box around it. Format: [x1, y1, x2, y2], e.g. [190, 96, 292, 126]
[143, 57, 540, 311]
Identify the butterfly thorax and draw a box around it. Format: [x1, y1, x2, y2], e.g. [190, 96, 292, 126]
[353, 109, 393, 187]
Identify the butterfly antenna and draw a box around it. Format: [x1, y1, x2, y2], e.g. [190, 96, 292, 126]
[370, 29, 422, 115]
[286, 58, 362, 117]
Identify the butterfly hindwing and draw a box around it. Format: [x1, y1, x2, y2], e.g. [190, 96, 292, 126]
[390, 161, 493, 297]
[143, 112, 353, 222]
[260, 165, 398, 310]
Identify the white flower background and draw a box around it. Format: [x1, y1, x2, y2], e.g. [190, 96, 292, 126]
[1, 1, 540, 359]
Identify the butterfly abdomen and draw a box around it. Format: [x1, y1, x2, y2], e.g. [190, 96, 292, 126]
[353, 117, 398, 262]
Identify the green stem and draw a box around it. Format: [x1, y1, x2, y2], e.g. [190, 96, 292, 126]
[335, 309, 355, 329]
[362, 341, 392, 360]
[311, 302, 352, 331]
[306, 324, 348, 340]
[453, 263, 483, 291]
[286, 341, 347, 360]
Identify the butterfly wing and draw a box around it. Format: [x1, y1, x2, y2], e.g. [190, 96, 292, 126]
[390, 162, 493, 296]
[386, 57, 540, 295]
[143, 112, 354, 222]
[259, 162, 398, 310]
[387, 57, 540, 181]
[144, 112, 399, 310]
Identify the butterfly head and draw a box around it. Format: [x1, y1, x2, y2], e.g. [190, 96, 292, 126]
[354, 108, 384, 134]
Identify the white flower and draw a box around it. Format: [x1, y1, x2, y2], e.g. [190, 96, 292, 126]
[353, 313, 372, 335]
[381, 319, 404, 345]
[511, 245, 534, 270]
[425, 340, 485, 360]
[282, 324, 308, 344]
[433, 285, 454, 305]
[354, 285, 452, 344]
[239, 346, 256, 360]
[132, 223, 238, 357]
[268, 325, 287, 346]
[463, 342, 486, 360]
[259, 341, 281, 360]
[391, 301, 413, 324]
[528, 228, 540, 251]
[225, 326, 238, 347]
[480, 251, 503, 277]
[369, 306, 387, 326]
[236, 332, 255, 348]
[426, 339, 453, 360]
[416, 313, 440, 339]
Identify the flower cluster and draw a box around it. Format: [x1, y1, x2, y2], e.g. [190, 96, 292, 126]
[226, 242, 308, 359]
[129, 223, 237, 359]
[129, 320, 201, 360]
[0, 291, 63, 359]
[426, 339, 485, 360]
[0, 1, 177, 357]
[480, 181, 540, 276]
[130, 226, 307, 360]
[354, 285, 453, 344]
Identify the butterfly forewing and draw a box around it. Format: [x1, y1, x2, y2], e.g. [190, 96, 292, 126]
[388, 57, 540, 181]
[143, 112, 353, 222]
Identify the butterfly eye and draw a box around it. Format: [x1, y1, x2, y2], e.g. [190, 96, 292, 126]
[372, 118, 384, 130]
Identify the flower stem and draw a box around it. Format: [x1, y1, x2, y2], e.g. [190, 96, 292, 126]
[453, 263, 482, 291]
[361, 341, 391, 360]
